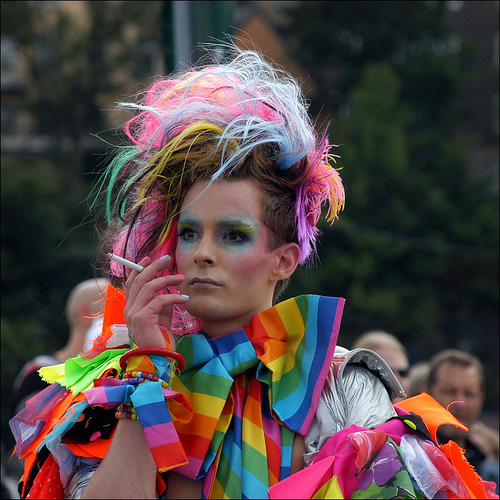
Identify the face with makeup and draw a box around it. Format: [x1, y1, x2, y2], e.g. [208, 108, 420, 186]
[175, 179, 299, 337]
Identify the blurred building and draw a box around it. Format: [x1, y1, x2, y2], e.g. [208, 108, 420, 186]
[2, 1, 498, 190]
[445, 1, 499, 193]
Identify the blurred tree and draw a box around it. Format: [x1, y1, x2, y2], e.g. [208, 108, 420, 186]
[283, 1, 498, 406]
[1, 1, 165, 197]
[283, 1, 457, 117]
[1, 1, 165, 448]
[1, 156, 101, 449]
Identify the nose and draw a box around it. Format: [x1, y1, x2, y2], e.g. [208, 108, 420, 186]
[193, 235, 216, 266]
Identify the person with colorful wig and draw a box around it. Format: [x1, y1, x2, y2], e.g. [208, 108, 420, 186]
[11, 47, 498, 499]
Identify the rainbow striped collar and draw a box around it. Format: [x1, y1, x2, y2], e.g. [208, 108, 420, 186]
[171, 294, 345, 498]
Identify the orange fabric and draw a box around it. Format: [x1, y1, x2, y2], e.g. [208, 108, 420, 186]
[395, 392, 468, 443]
[176, 411, 221, 439]
[20, 392, 86, 459]
[125, 354, 157, 373]
[102, 285, 127, 333]
[168, 397, 195, 424]
[88, 285, 126, 353]
[156, 472, 167, 497]
[397, 393, 489, 499]
[20, 391, 87, 492]
[440, 440, 487, 499]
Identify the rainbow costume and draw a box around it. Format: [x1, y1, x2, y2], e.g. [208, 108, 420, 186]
[11, 285, 345, 498]
[11, 286, 498, 499]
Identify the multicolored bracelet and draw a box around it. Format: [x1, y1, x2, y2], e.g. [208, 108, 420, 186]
[123, 370, 169, 389]
[115, 404, 139, 420]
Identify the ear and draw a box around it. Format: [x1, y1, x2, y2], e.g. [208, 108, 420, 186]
[76, 303, 93, 327]
[272, 243, 301, 281]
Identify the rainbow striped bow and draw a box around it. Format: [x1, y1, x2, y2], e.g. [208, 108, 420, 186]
[171, 294, 345, 499]
[83, 377, 193, 472]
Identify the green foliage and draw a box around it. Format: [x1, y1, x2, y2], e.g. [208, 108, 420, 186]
[283, 1, 498, 409]
[1, 155, 101, 448]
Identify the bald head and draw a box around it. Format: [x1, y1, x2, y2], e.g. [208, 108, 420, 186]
[352, 330, 408, 356]
[65, 278, 109, 328]
[353, 330, 410, 393]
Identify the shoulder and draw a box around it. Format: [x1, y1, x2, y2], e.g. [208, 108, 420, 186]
[332, 346, 405, 401]
[323, 345, 403, 426]
[16, 353, 60, 379]
[305, 346, 403, 463]
[13, 353, 60, 392]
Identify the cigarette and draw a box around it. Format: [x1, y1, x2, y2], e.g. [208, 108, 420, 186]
[107, 253, 144, 272]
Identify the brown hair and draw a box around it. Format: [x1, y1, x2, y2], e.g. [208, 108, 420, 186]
[426, 349, 485, 394]
[109, 132, 306, 302]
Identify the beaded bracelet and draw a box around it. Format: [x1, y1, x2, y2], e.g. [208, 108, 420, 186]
[115, 404, 139, 421]
[123, 371, 169, 389]
[124, 370, 157, 381]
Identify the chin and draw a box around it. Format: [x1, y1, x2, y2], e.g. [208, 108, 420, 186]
[183, 296, 224, 322]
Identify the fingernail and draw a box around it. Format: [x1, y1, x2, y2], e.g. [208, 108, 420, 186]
[160, 254, 170, 260]
[174, 274, 184, 277]
[181, 294, 189, 299]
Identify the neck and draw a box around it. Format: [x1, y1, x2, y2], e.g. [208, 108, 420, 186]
[201, 320, 247, 339]
[200, 311, 263, 338]
[55, 327, 86, 362]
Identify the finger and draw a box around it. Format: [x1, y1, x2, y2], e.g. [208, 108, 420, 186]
[143, 292, 189, 315]
[124, 256, 151, 299]
[126, 255, 173, 302]
[124, 275, 186, 332]
[128, 276, 187, 314]
[127, 275, 185, 312]
[126, 294, 189, 347]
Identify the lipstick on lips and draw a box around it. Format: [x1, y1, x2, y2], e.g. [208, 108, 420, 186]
[190, 277, 220, 288]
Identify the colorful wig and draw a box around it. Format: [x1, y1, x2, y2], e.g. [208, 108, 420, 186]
[100, 46, 344, 330]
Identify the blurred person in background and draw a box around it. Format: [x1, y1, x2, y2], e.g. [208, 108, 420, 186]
[8, 278, 109, 483]
[425, 348, 499, 492]
[406, 360, 431, 398]
[352, 329, 410, 396]
[11, 277, 109, 415]
[470, 420, 500, 489]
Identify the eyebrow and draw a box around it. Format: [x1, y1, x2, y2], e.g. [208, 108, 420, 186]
[215, 218, 258, 230]
[177, 215, 201, 227]
[178, 214, 259, 230]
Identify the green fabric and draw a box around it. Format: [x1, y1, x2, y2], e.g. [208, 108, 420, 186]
[64, 348, 128, 394]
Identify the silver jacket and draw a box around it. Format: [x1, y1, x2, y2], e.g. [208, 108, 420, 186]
[304, 346, 405, 466]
